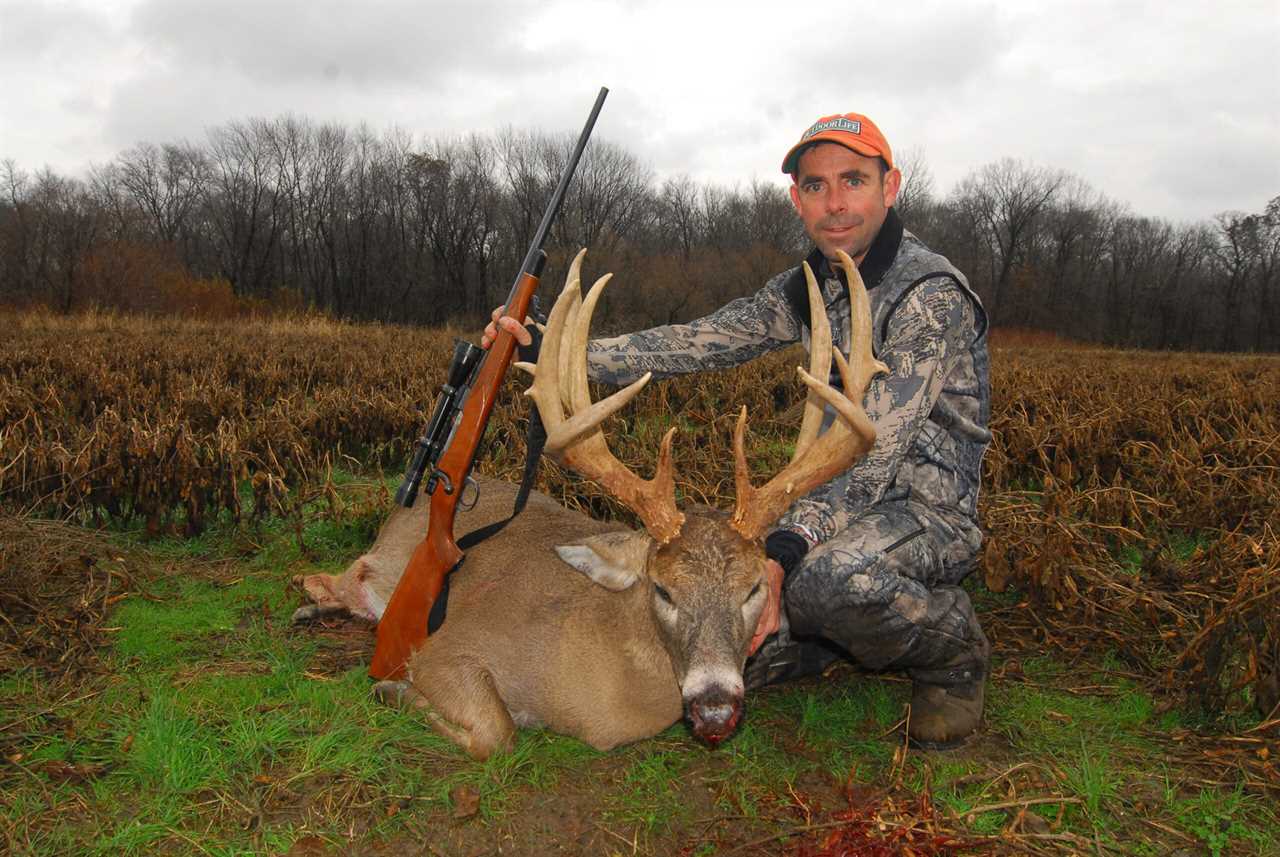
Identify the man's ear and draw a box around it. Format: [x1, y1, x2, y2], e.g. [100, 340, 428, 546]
[788, 181, 802, 214]
[883, 167, 902, 208]
[555, 531, 653, 591]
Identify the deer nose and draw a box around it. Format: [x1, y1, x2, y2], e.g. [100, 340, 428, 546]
[687, 690, 744, 746]
[692, 699, 735, 728]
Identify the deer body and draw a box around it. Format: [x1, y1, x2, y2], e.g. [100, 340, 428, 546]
[398, 481, 686, 757]
[298, 478, 766, 758]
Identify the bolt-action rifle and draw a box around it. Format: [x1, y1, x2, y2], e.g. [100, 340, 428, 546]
[369, 87, 609, 681]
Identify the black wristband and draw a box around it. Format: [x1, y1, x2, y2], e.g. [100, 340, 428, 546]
[516, 321, 542, 364]
[517, 322, 547, 447]
[765, 530, 809, 578]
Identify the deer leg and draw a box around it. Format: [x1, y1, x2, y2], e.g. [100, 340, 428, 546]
[377, 663, 516, 760]
[291, 603, 350, 624]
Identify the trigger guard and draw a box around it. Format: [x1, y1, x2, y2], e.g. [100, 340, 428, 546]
[459, 475, 480, 511]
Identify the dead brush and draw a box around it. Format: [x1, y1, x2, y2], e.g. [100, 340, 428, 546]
[986, 345, 1280, 730]
[0, 514, 148, 677]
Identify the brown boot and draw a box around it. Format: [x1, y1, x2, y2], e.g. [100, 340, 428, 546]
[907, 630, 990, 750]
[908, 672, 984, 749]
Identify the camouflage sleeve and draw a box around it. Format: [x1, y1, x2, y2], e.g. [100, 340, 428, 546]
[585, 272, 802, 386]
[777, 279, 978, 546]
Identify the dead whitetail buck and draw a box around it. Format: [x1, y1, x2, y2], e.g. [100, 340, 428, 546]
[294, 249, 887, 758]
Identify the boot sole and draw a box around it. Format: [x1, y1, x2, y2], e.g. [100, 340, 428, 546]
[906, 733, 973, 752]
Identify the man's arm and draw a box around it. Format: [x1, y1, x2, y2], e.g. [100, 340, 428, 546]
[772, 278, 979, 558]
[584, 273, 802, 387]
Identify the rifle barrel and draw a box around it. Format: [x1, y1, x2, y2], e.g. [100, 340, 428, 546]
[511, 86, 609, 294]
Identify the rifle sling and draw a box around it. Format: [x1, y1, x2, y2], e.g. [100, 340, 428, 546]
[427, 322, 547, 633]
[426, 408, 545, 633]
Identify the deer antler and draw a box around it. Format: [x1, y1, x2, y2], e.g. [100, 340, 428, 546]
[516, 249, 686, 544]
[729, 249, 889, 541]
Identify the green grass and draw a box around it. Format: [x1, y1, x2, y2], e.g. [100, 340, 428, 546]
[1110, 527, 1211, 578]
[606, 741, 697, 831]
[1170, 786, 1277, 857]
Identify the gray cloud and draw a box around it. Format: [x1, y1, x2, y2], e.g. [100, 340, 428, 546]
[128, 0, 543, 86]
[0, 0, 113, 63]
[0, 0, 1274, 223]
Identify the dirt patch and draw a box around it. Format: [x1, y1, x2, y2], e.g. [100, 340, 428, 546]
[296, 613, 378, 677]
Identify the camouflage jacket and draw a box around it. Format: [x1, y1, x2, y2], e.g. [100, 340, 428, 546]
[586, 208, 990, 555]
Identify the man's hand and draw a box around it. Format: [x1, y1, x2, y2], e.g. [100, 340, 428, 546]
[748, 559, 785, 657]
[480, 306, 534, 350]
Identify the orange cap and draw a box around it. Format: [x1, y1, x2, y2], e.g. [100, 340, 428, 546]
[781, 112, 894, 175]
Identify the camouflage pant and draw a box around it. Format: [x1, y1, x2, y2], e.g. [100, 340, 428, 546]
[749, 501, 987, 687]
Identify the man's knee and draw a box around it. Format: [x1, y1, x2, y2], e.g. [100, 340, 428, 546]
[784, 545, 921, 666]
[783, 536, 984, 672]
[784, 543, 884, 632]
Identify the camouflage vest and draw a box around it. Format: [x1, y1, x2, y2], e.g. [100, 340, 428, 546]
[781, 209, 991, 520]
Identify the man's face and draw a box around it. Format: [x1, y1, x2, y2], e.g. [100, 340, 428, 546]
[789, 143, 901, 264]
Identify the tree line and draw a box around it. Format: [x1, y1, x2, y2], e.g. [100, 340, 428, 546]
[1, 116, 1276, 351]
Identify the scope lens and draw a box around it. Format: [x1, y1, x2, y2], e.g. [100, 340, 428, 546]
[448, 339, 481, 388]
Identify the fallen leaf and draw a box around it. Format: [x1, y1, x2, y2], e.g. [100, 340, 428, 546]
[1019, 808, 1052, 835]
[41, 761, 107, 782]
[285, 835, 331, 856]
[451, 784, 481, 819]
[120, 734, 134, 753]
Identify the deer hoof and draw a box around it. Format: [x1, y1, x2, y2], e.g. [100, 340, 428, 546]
[373, 680, 412, 709]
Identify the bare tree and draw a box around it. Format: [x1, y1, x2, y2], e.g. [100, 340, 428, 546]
[1250, 197, 1280, 351]
[205, 119, 282, 297]
[654, 175, 703, 260]
[952, 158, 1066, 325]
[111, 142, 211, 250]
[1152, 222, 1215, 349]
[23, 170, 102, 311]
[0, 161, 32, 301]
[562, 138, 654, 254]
[1212, 211, 1259, 351]
[1031, 175, 1105, 332]
[892, 145, 936, 234]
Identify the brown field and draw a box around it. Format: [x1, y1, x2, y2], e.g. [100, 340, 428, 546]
[1, 309, 1277, 855]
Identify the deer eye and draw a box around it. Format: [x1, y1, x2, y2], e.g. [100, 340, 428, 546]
[653, 584, 675, 605]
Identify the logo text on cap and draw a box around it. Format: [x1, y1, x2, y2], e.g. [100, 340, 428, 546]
[802, 117, 861, 140]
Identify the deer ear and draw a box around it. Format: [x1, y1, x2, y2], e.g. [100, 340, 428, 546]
[555, 531, 653, 591]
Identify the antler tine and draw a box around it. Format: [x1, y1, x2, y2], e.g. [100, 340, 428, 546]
[794, 261, 831, 461]
[843, 249, 890, 398]
[730, 249, 888, 541]
[515, 250, 576, 423]
[521, 249, 685, 544]
[557, 251, 586, 413]
[570, 273, 610, 416]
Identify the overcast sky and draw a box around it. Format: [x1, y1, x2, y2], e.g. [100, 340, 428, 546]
[1, 0, 1276, 223]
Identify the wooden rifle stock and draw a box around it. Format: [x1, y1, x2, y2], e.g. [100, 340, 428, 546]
[369, 270, 542, 680]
